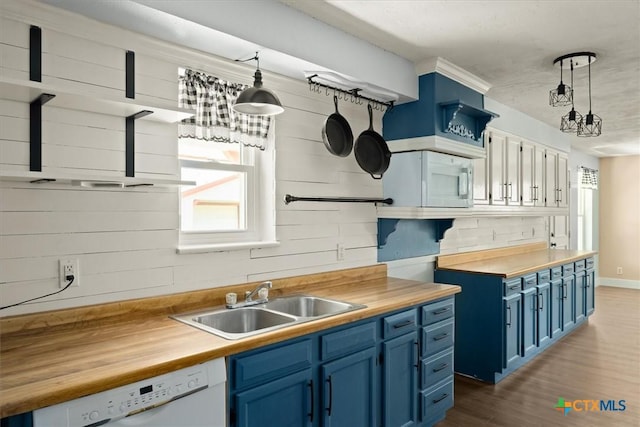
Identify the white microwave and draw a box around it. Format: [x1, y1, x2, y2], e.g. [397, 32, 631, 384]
[383, 151, 473, 207]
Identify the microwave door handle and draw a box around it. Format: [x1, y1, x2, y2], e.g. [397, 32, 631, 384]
[459, 168, 469, 198]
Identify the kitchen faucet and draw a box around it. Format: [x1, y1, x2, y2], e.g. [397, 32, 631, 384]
[226, 281, 272, 309]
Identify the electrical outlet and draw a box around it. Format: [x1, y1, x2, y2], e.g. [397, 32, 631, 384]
[337, 243, 345, 261]
[59, 259, 79, 288]
[616, 267, 623, 275]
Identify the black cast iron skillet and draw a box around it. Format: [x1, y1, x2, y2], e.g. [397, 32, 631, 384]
[322, 95, 353, 157]
[354, 104, 391, 179]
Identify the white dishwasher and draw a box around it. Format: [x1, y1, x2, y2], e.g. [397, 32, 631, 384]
[33, 358, 226, 427]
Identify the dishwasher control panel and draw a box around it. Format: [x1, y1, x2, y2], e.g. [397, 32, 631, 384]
[33, 360, 225, 427]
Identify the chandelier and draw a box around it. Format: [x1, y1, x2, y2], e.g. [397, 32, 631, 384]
[551, 52, 602, 137]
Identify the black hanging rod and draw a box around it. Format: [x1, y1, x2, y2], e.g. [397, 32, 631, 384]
[285, 194, 393, 205]
[307, 74, 394, 111]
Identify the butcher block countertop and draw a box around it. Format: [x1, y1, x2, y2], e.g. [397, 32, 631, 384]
[436, 242, 597, 278]
[0, 264, 460, 418]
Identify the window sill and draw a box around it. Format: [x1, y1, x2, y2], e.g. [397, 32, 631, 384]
[176, 240, 280, 254]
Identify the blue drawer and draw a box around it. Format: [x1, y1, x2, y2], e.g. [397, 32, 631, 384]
[586, 257, 595, 269]
[320, 321, 377, 361]
[382, 308, 417, 339]
[537, 269, 551, 283]
[574, 259, 586, 272]
[562, 263, 575, 276]
[420, 379, 454, 422]
[421, 298, 454, 326]
[504, 278, 522, 296]
[522, 273, 537, 290]
[422, 318, 454, 357]
[421, 349, 453, 390]
[233, 339, 312, 389]
[551, 266, 562, 280]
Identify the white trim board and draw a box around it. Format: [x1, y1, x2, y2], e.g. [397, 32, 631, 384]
[596, 277, 640, 290]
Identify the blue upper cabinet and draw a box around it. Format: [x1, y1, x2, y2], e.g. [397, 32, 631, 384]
[383, 73, 497, 148]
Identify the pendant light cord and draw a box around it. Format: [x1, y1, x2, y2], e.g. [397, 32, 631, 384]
[588, 55, 592, 112]
[570, 60, 575, 109]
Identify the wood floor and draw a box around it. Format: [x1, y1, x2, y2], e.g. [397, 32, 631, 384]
[438, 286, 640, 427]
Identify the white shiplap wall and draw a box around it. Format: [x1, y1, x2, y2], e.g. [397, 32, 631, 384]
[0, 1, 382, 315]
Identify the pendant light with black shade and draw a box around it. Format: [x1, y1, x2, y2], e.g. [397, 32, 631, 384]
[233, 52, 284, 116]
[577, 54, 602, 137]
[560, 59, 582, 133]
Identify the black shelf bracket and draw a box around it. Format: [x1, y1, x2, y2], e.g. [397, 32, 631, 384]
[125, 110, 153, 177]
[126, 50, 135, 99]
[284, 194, 393, 205]
[30, 25, 42, 82]
[30, 94, 56, 172]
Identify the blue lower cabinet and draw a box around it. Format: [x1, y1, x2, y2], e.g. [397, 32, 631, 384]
[575, 271, 587, 324]
[420, 379, 454, 427]
[435, 257, 594, 383]
[228, 298, 456, 427]
[521, 287, 537, 358]
[562, 275, 576, 330]
[0, 413, 33, 427]
[503, 293, 522, 369]
[585, 269, 595, 316]
[382, 331, 418, 427]
[322, 348, 377, 427]
[550, 279, 563, 337]
[536, 283, 551, 347]
[234, 369, 313, 427]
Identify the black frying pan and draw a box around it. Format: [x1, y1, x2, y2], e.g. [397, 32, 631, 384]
[322, 95, 353, 157]
[354, 104, 391, 179]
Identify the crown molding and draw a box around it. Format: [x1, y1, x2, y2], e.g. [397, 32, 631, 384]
[415, 57, 492, 94]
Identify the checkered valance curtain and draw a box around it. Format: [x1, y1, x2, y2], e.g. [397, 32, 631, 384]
[178, 69, 272, 150]
[580, 167, 598, 189]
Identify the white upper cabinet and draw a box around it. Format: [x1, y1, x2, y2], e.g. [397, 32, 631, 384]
[545, 149, 569, 208]
[521, 139, 545, 207]
[485, 129, 520, 205]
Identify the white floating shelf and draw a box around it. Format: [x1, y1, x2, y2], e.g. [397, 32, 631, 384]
[0, 77, 193, 123]
[0, 170, 195, 188]
[377, 205, 569, 219]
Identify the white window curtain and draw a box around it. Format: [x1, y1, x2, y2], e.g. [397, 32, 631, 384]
[178, 69, 272, 150]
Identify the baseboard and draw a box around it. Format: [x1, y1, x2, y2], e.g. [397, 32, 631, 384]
[597, 277, 640, 290]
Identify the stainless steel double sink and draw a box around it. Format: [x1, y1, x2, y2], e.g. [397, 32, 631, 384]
[171, 295, 366, 340]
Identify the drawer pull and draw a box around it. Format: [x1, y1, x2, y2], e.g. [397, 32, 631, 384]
[433, 332, 449, 341]
[526, 279, 535, 286]
[414, 341, 419, 369]
[509, 285, 520, 290]
[432, 393, 449, 404]
[432, 363, 449, 373]
[432, 307, 450, 315]
[393, 319, 415, 329]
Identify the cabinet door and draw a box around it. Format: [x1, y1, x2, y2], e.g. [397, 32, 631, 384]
[557, 153, 569, 208]
[533, 146, 545, 206]
[585, 269, 595, 316]
[489, 132, 506, 204]
[521, 140, 535, 206]
[544, 150, 557, 207]
[575, 272, 587, 324]
[235, 369, 313, 427]
[505, 137, 521, 205]
[521, 288, 537, 357]
[503, 293, 522, 369]
[550, 216, 569, 249]
[562, 276, 576, 330]
[473, 155, 490, 205]
[550, 280, 563, 337]
[322, 348, 376, 427]
[537, 283, 551, 347]
[382, 331, 418, 427]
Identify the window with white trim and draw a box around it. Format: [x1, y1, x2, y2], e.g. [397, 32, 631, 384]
[177, 68, 276, 250]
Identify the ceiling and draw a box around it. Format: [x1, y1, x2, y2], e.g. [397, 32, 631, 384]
[37, 0, 639, 157]
[280, 0, 640, 157]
